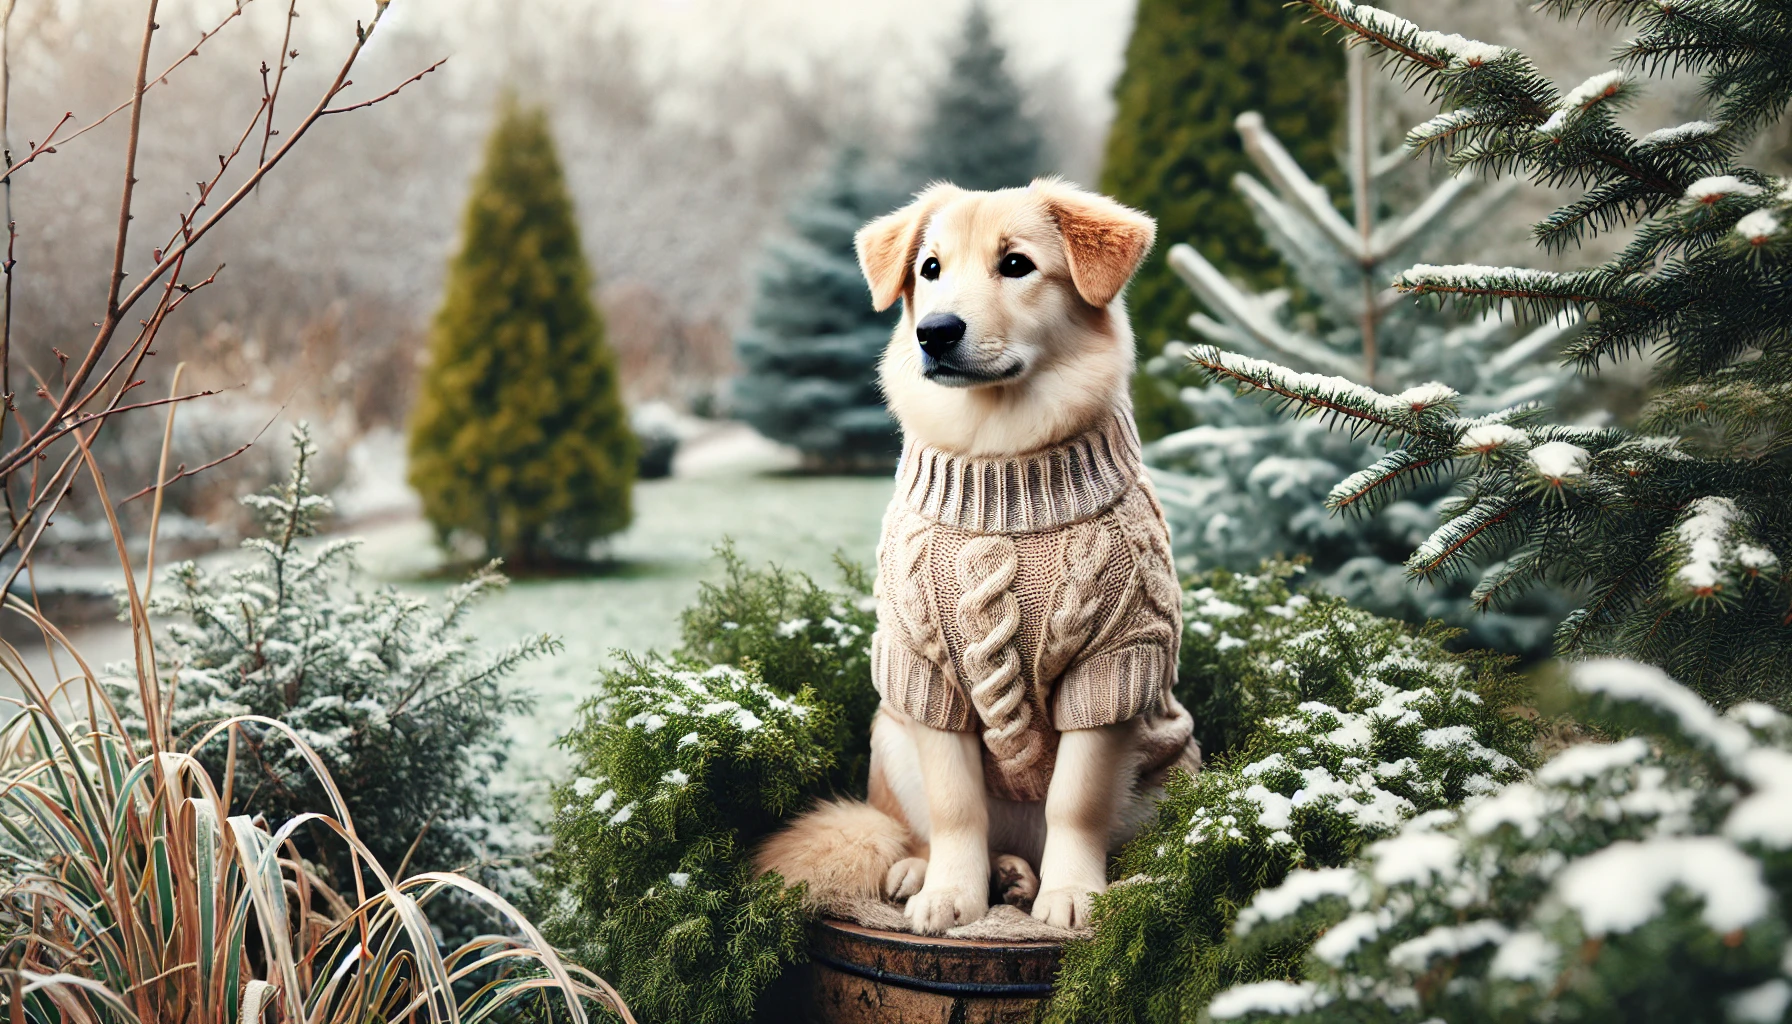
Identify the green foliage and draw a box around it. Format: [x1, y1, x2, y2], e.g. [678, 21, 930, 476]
[1048, 564, 1533, 1023]
[1099, 0, 1345, 439]
[1210, 659, 1792, 1024]
[125, 426, 547, 901]
[733, 149, 902, 471]
[408, 98, 635, 564]
[1191, 0, 1792, 708]
[904, 3, 1047, 193]
[543, 549, 876, 1023]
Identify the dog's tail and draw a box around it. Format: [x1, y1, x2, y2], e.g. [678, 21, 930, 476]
[754, 799, 910, 906]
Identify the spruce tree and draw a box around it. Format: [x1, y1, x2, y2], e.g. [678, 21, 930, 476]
[1146, 53, 1575, 656]
[1101, 0, 1346, 439]
[904, 2, 1047, 192]
[733, 148, 902, 471]
[408, 99, 635, 565]
[1188, 0, 1792, 708]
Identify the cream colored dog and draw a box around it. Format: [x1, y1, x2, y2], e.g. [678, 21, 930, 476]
[756, 179, 1198, 935]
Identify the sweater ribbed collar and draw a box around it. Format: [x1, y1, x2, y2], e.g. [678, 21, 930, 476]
[894, 409, 1142, 533]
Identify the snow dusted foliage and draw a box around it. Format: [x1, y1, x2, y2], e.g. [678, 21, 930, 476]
[125, 426, 548, 901]
[1047, 563, 1533, 1023]
[1144, 54, 1575, 657]
[1212, 659, 1792, 1024]
[543, 548, 876, 1023]
[1190, 0, 1792, 708]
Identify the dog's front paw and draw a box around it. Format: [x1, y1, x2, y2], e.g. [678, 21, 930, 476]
[905, 886, 986, 935]
[1032, 886, 1098, 930]
[885, 857, 927, 901]
[992, 854, 1038, 908]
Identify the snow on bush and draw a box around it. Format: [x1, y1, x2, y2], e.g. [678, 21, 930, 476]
[1213, 659, 1792, 1023]
[1047, 563, 1533, 1023]
[542, 548, 876, 1023]
[117, 425, 548, 915]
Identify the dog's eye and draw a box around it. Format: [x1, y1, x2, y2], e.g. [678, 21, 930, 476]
[920, 256, 941, 281]
[999, 253, 1035, 278]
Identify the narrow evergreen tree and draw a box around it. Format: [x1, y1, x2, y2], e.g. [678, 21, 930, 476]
[904, 3, 1047, 192]
[409, 99, 635, 565]
[1188, 0, 1792, 708]
[1101, 0, 1346, 439]
[1146, 53, 1575, 655]
[733, 148, 902, 471]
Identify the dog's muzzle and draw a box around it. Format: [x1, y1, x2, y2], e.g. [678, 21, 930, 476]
[915, 312, 1022, 386]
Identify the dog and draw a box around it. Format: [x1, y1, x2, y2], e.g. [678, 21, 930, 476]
[755, 179, 1198, 934]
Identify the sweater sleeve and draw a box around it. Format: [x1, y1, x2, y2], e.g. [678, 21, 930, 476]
[871, 629, 974, 732]
[1050, 486, 1183, 732]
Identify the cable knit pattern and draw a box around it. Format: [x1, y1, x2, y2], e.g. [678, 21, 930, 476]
[1035, 521, 1113, 691]
[872, 406, 1197, 801]
[954, 534, 1042, 777]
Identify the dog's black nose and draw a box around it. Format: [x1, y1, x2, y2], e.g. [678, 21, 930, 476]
[916, 313, 966, 358]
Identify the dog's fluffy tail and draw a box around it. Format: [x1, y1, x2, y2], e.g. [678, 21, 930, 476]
[754, 799, 909, 905]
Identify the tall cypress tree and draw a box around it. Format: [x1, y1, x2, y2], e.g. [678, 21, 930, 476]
[1101, 0, 1346, 439]
[905, 3, 1047, 192]
[733, 149, 902, 471]
[408, 100, 635, 565]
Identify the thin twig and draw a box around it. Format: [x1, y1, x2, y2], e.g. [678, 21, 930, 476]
[143, 362, 184, 604]
[321, 58, 448, 116]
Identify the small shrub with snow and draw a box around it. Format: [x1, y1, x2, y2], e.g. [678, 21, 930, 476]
[676, 542, 878, 790]
[1048, 564, 1533, 1024]
[542, 550, 875, 1023]
[1213, 659, 1792, 1024]
[123, 426, 549, 905]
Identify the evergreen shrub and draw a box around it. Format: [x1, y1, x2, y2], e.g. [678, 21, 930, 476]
[1100, 0, 1345, 439]
[409, 99, 635, 565]
[1048, 563, 1534, 1023]
[1209, 659, 1792, 1024]
[903, 3, 1047, 193]
[543, 549, 876, 1023]
[124, 426, 549, 908]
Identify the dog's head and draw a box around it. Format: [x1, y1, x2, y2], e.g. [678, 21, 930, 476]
[854, 179, 1155, 391]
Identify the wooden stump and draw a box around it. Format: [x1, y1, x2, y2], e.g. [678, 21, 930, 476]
[787, 918, 1064, 1023]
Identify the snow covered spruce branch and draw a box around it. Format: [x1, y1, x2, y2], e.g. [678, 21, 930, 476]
[1186, 0, 1792, 707]
[1207, 659, 1792, 1024]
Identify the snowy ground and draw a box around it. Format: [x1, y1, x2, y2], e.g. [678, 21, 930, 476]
[20, 421, 892, 804]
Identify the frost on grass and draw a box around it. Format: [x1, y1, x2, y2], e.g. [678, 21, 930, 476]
[1048, 563, 1531, 1023]
[1207, 659, 1792, 1024]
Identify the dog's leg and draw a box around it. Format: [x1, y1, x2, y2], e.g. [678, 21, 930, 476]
[903, 719, 989, 934]
[1033, 721, 1129, 929]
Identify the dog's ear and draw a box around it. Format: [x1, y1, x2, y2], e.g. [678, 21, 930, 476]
[855, 184, 956, 312]
[1039, 182, 1156, 308]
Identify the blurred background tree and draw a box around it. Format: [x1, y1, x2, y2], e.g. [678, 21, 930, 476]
[1100, 0, 1346, 440]
[732, 149, 903, 472]
[408, 99, 636, 566]
[903, 2, 1049, 193]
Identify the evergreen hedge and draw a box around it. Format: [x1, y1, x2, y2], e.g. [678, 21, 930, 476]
[409, 99, 635, 565]
[1100, 0, 1346, 440]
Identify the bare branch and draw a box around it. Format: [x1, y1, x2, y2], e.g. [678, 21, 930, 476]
[322, 58, 449, 117]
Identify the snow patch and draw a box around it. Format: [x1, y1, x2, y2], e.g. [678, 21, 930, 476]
[1555, 836, 1771, 934]
[1529, 440, 1589, 480]
[1685, 175, 1762, 204]
[1209, 980, 1329, 1019]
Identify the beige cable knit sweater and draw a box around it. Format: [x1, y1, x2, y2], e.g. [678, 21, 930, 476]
[871, 408, 1197, 802]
